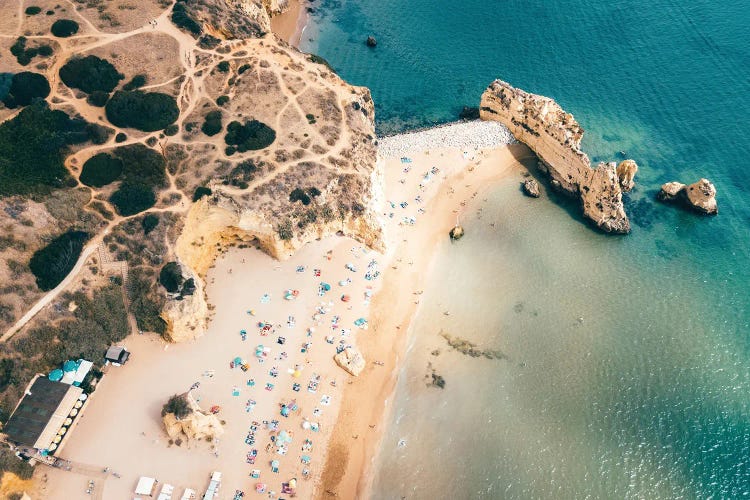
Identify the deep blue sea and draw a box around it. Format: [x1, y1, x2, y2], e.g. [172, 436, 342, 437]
[300, 1, 750, 498]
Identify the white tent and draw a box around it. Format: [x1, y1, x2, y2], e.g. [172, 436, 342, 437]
[180, 489, 196, 500]
[157, 484, 174, 500]
[135, 476, 157, 496]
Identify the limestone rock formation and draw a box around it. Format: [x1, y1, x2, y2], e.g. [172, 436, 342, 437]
[658, 178, 718, 215]
[449, 225, 465, 240]
[616, 159, 638, 192]
[181, 0, 272, 39]
[480, 80, 635, 233]
[657, 181, 686, 202]
[334, 348, 365, 376]
[263, 0, 289, 15]
[162, 394, 224, 442]
[522, 179, 540, 198]
[366, 36, 377, 48]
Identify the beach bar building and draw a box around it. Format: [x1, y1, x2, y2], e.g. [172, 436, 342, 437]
[2, 376, 83, 454]
[105, 345, 131, 365]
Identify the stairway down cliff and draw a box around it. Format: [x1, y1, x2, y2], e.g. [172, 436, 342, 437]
[480, 80, 636, 234]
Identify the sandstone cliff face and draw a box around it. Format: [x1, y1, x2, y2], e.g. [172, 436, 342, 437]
[161, 13, 383, 341]
[658, 178, 718, 215]
[183, 0, 272, 39]
[480, 80, 636, 233]
[263, 0, 289, 15]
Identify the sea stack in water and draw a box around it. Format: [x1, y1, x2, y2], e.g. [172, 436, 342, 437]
[479, 80, 635, 234]
[366, 36, 377, 47]
[616, 159, 638, 192]
[658, 178, 718, 215]
[449, 225, 464, 240]
[522, 179, 540, 198]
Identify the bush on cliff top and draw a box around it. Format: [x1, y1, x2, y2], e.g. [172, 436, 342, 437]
[0, 102, 91, 197]
[105, 90, 179, 132]
[29, 230, 89, 291]
[79, 153, 123, 187]
[224, 120, 275, 152]
[51, 19, 79, 38]
[2, 71, 50, 108]
[109, 182, 156, 216]
[159, 261, 183, 293]
[59, 55, 123, 94]
[162, 394, 191, 418]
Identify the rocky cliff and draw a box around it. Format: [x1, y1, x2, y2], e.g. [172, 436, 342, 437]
[480, 80, 636, 233]
[160, 3, 384, 341]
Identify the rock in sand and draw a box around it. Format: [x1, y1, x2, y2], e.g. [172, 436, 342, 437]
[522, 179, 540, 198]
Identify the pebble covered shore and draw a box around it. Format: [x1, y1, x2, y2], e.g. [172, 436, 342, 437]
[376, 120, 517, 158]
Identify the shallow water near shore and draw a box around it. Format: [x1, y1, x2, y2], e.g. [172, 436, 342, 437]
[302, 0, 750, 498]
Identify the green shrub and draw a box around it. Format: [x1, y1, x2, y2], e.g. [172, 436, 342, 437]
[105, 90, 179, 132]
[127, 267, 166, 334]
[217, 61, 230, 73]
[224, 146, 236, 156]
[51, 19, 79, 37]
[162, 394, 190, 418]
[224, 120, 275, 152]
[115, 132, 127, 143]
[37, 44, 53, 57]
[122, 74, 147, 91]
[308, 53, 334, 71]
[192, 186, 212, 202]
[86, 90, 109, 107]
[141, 213, 159, 234]
[159, 261, 183, 293]
[115, 143, 166, 187]
[25, 6, 42, 15]
[0, 103, 90, 196]
[0, 447, 34, 480]
[216, 95, 229, 106]
[110, 182, 156, 216]
[289, 187, 311, 205]
[306, 113, 316, 124]
[238, 64, 251, 74]
[86, 123, 113, 145]
[79, 153, 123, 187]
[59, 55, 123, 93]
[201, 110, 222, 136]
[164, 124, 179, 136]
[277, 220, 293, 240]
[29, 230, 89, 291]
[9, 37, 45, 66]
[171, 0, 202, 36]
[3, 72, 50, 108]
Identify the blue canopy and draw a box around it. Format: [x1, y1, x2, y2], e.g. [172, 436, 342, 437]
[63, 360, 78, 372]
[49, 369, 64, 381]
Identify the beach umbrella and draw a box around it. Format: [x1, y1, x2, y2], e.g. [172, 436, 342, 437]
[292, 370, 301, 378]
[64, 418, 73, 426]
[321, 282, 331, 291]
[234, 356, 242, 365]
[302, 421, 311, 430]
[271, 460, 280, 468]
[49, 369, 63, 382]
[289, 479, 297, 489]
[280, 406, 290, 417]
[53, 435, 62, 444]
[63, 360, 78, 372]
[74, 400, 83, 409]
[58, 427, 67, 436]
[301, 455, 311, 464]
[69, 409, 78, 417]
[255, 483, 266, 493]
[277, 430, 289, 442]
[48, 443, 57, 451]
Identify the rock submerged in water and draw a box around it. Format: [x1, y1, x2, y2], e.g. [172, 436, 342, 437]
[449, 225, 464, 240]
[366, 36, 377, 47]
[522, 179, 540, 198]
[657, 178, 717, 215]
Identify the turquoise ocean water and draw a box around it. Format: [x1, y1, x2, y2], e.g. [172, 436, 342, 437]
[300, 1, 750, 498]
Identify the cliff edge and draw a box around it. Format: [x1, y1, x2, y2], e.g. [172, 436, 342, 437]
[480, 80, 635, 233]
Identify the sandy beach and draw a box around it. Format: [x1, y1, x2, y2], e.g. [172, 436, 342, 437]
[270, 0, 308, 47]
[39, 122, 531, 499]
